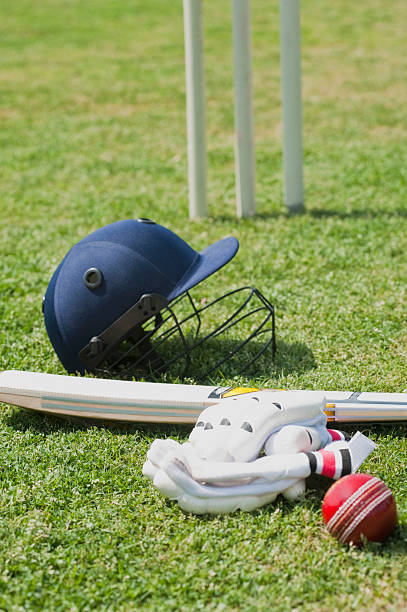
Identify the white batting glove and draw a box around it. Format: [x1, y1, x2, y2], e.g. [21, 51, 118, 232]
[143, 433, 375, 514]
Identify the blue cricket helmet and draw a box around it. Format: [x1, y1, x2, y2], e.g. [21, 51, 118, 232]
[43, 219, 275, 380]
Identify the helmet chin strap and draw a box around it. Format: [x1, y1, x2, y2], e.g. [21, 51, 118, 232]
[79, 293, 168, 370]
[109, 324, 166, 373]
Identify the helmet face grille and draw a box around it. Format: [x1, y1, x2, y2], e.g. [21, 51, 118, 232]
[90, 286, 276, 383]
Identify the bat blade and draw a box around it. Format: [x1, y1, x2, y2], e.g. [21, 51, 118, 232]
[0, 370, 406, 424]
[0, 370, 212, 423]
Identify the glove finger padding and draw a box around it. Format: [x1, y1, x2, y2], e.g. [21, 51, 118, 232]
[142, 438, 182, 480]
[189, 390, 329, 462]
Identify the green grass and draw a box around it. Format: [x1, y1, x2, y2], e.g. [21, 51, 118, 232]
[1, 0, 407, 609]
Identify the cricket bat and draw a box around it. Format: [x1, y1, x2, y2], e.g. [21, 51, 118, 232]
[1, 370, 407, 424]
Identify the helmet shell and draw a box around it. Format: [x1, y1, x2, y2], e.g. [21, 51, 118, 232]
[43, 219, 239, 373]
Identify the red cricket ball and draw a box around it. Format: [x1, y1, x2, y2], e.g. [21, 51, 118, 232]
[322, 473, 397, 546]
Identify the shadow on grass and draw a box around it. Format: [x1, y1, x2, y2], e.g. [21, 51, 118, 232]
[1, 404, 193, 438]
[181, 337, 316, 384]
[192, 475, 406, 556]
[299, 479, 407, 555]
[308, 207, 407, 220]
[284, 480, 406, 555]
[271, 338, 316, 377]
[210, 205, 407, 224]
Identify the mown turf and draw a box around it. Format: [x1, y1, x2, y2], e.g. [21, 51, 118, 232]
[0, 0, 406, 610]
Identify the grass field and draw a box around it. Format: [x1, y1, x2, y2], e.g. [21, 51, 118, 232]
[1, 0, 407, 609]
